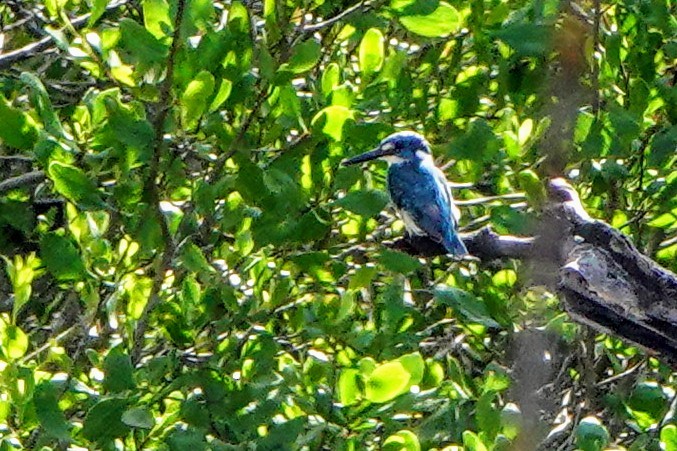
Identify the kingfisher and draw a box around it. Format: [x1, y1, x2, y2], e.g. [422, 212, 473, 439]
[342, 131, 468, 256]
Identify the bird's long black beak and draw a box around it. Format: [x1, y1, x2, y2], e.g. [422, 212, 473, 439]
[341, 146, 390, 166]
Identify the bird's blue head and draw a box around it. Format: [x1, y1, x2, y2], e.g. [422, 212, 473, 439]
[342, 131, 432, 167]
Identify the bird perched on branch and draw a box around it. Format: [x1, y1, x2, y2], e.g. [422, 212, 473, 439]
[342, 131, 468, 256]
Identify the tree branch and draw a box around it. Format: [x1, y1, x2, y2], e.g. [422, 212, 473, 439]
[300, 1, 373, 33]
[395, 177, 677, 365]
[132, 0, 186, 364]
[0, 0, 129, 70]
[0, 170, 45, 194]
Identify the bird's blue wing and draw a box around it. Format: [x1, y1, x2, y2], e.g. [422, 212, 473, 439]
[388, 162, 464, 255]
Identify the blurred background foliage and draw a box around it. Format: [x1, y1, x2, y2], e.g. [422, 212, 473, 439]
[0, 0, 676, 449]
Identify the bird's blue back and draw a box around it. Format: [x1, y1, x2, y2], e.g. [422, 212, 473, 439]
[387, 158, 466, 255]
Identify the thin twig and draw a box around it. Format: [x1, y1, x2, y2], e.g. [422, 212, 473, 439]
[455, 192, 526, 206]
[300, 1, 371, 33]
[132, 0, 187, 364]
[595, 359, 645, 387]
[0, 0, 129, 70]
[0, 155, 34, 162]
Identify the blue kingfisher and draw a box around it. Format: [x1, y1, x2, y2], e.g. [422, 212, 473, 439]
[342, 131, 468, 256]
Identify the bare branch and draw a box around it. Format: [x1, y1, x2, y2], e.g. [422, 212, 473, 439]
[392, 177, 677, 366]
[300, 1, 372, 33]
[0, 0, 129, 70]
[0, 170, 45, 194]
[132, 0, 187, 364]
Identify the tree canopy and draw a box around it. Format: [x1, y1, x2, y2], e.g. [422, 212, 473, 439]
[0, 0, 676, 449]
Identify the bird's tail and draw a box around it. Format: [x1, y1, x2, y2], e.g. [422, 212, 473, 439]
[446, 234, 468, 256]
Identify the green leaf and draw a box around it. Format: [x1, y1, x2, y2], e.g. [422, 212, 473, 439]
[648, 212, 677, 229]
[227, 1, 250, 35]
[182, 275, 201, 307]
[491, 268, 518, 288]
[82, 398, 130, 444]
[88, 0, 109, 26]
[208, 79, 232, 113]
[20, 72, 65, 138]
[0, 321, 29, 360]
[40, 233, 87, 281]
[121, 407, 155, 429]
[359, 28, 385, 77]
[661, 424, 677, 451]
[181, 243, 215, 273]
[285, 39, 322, 74]
[378, 249, 422, 273]
[123, 274, 152, 320]
[575, 417, 609, 451]
[365, 360, 411, 403]
[434, 286, 501, 328]
[312, 105, 354, 141]
[181, 71, 215, 130]
[338, 369, 361, 406]
[625, 382, 668, 430]
[143, 0, 172, 39]
[517, 169, 546, 209]
[48, 161, 106, 210]
[34, 382, 70, 440]
[119, 18, 168, 65]
[398, 2, 462, 38]
[390, 0, 437, 15]
[4, 253, 41, 323]
[333, 189, 389, 217]
[103, 346, 135, 393]
[383, 430, 421, 451]
[167, 427, 207, 449]
[397, 352, 424, 386]
[462, 430, 489, 451]
[493, 23, 551, 57]
[0, 95, 39, 150]
[321, 63, 341, 97]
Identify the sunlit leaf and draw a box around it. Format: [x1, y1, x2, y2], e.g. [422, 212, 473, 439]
[123, 273, 153, 319]
[311, 105, 354, 141]
[321, 63, 341, 97]
[181, 71, 215, 130]
[397, 352, 424, 386]
[383, 430, 421, 451]
[398, 2, 462, 38]
[0, 95, 39, 150]
[143, 0, 172, 39]
[359, 28, 385, 77]
[661, 424, 677, 451]
[338, 369, 361, 406]
[462, 430, 489, 451]
[208, 79, 232, 113]
[48, 161, 106, 210]
[0, 321, 29, 360]
[365, 360, 411, 403]
[284, 39, 322, 74]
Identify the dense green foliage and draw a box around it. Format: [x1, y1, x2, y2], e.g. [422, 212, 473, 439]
[0, 0, 676, 449]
